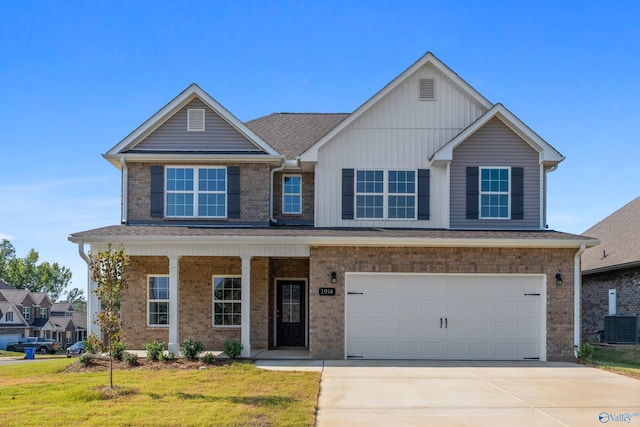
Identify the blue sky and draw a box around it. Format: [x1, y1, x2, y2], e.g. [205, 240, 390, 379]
[1, 1, 639, 294]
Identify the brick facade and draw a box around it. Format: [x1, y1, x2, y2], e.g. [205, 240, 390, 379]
[582, 266, 640, 342]
[272, 172, 315, 222]
[126, 162, 271, 223]
[308, 246, 577, 361]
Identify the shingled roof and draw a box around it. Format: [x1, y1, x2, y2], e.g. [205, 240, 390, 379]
[245, 113, 348, 160]
[582, 196, 640, 274]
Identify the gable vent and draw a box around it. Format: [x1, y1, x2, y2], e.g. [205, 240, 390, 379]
[419, 78, 436, 101]
[187, 108, 205, 132]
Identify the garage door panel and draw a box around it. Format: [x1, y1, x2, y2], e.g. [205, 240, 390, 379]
[346, 274, 544, 360]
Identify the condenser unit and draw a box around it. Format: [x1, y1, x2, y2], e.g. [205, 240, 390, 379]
[604, 315, 638, 344]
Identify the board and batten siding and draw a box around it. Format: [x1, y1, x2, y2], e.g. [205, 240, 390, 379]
[314, 63, 486, 228]
[135, 99, 264, 153]
[450, 118, 541, 229]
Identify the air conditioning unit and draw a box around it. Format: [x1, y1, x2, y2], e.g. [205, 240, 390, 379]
[604, 315, 638, 344]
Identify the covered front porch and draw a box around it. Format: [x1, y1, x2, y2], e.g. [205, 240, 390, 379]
[83, 241, 311, 358]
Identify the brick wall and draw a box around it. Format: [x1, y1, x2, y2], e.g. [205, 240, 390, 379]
[120, 256, 269, 351]
[126, 162, 271, 223]
[308, 246, 576, 361]
[582, 266, 640, 341]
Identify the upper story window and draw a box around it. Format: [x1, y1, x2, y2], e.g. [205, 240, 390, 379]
[5, 311, 13, 322]
[213, 276, 241, 327]
[148, 276, 170, 326]
[22, 306, 30, 320]
[282, 175, 302, 214]
[479, 167, 510, 219]
[355, 170, 416, 219]
[39, 308, 47, 319]
[166, 167, 226, 218]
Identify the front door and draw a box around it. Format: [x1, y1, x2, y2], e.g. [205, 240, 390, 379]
[276, 280, 306, 346]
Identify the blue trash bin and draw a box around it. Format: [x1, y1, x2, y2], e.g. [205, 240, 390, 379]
[24, 347, 35, 360]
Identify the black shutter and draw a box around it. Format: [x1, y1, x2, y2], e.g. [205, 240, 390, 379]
[342, 169, 354, 220]
[466, 167, 479, 219]
[511, 167, 524, 220]
[227, 166, 240, 218]
[417, 169, 430, 220]
[150, 165, 164, 217]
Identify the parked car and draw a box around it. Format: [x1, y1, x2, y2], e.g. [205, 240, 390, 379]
[6, 337, 60, 354]
[66, 341, 85, 357]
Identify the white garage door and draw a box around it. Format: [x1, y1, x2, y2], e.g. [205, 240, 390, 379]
[0, 334, 21, 351]
[346, 273, 545, 361]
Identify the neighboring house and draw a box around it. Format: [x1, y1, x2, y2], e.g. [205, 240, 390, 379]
[0, 301, 29, 350]
[69, 52, 597, 361]
[50, 302, 88, 343]
[581, 196, 640, 341]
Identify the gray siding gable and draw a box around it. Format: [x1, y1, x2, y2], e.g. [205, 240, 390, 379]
[450, 118, 541, 230]
[132, 99, 266, 154]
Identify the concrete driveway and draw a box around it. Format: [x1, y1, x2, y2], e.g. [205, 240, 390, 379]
[315, 360, 640, 427]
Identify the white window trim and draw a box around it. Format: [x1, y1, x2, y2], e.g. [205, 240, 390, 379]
[354, 169, 417, 220]
[212, 275, 242, 328]
[22, 306, 30, 320]
[479, 166, 511, 220]
[147, 274, 170, 328]
[282, 174, 302, 215]
[187, 108, 205, 132]
[39, 307, 47, 318]
[165, 166, 227, 218]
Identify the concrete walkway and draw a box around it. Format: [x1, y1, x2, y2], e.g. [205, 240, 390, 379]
[257, 359, 640, 426]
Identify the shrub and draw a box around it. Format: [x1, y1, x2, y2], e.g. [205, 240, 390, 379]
[180, 339, 204, 361]
[161, 351, 175, 362]
[78, 353, 94, 366]
[222, 340, 244, 359]
[200, 353, 216, 364]
[123, 351, 139, 367]
[111, 342, 127, 361]
[144, 341, 165, 361]
[83, 335, 102, 355]
[576, 342, 595, 363]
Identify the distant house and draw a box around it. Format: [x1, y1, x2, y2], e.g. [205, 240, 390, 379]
[50, 302, 87, 343]
[70, 52, 597, 361]
[581, 197, 640, 341]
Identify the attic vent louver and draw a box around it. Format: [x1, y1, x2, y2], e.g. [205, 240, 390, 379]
[187, 108, 205, 131]
[419, 78, 435, 101]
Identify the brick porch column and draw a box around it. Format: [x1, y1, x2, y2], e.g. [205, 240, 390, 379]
[168, 255, 180, 354]
[241, 255, 251, 357]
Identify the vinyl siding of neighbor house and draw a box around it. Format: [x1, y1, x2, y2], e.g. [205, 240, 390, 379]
[133, 99, 265, 153]
[450, 118, 541, 229]
[314, 63, 487, 228]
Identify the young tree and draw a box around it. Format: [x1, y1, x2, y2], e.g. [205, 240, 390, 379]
[89, 243, 129, 389]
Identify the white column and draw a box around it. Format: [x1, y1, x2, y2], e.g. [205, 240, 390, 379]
[168, 256, 180, 354]
[87, 274, 100, 337]
[241, 255, 251, 358]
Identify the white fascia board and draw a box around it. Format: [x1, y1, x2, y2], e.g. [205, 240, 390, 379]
[299, 52, 493, 162]
[71, 234, 598, 250]
[430, 104, 565, 166]
[105, 84, 280, 161]
[103, 153, 284, 169]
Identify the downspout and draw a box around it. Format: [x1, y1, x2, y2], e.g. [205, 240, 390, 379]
[573, 243, 586, 358]
[121, 156, 128, 224]
[269, 162, 286, 224]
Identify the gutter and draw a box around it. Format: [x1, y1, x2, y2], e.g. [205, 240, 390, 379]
[573, 243, 586, 358]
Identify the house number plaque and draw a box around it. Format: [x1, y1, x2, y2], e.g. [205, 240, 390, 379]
[319, 287, 336, 296]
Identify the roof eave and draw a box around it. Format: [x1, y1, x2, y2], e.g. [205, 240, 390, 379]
[582, 260, 640, 276]
[104, 153, 285, 169]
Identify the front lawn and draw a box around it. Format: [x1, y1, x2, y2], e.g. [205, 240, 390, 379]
[591, 345, 640, 380]
[0, 358, 321, 426]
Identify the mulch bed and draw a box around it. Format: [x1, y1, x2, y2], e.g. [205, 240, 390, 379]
[63, 356, 237, 373]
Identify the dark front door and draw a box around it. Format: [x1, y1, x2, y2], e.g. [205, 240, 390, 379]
[276, 280, 306, 347]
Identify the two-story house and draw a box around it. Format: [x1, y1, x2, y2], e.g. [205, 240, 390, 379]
[0, 287, 58, 348]
[69, 52, 597, 361]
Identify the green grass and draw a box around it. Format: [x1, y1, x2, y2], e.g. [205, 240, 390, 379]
[0, 359, 321, 426]
[591, 345, 640, 380]
[0, 350, 23, 357]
